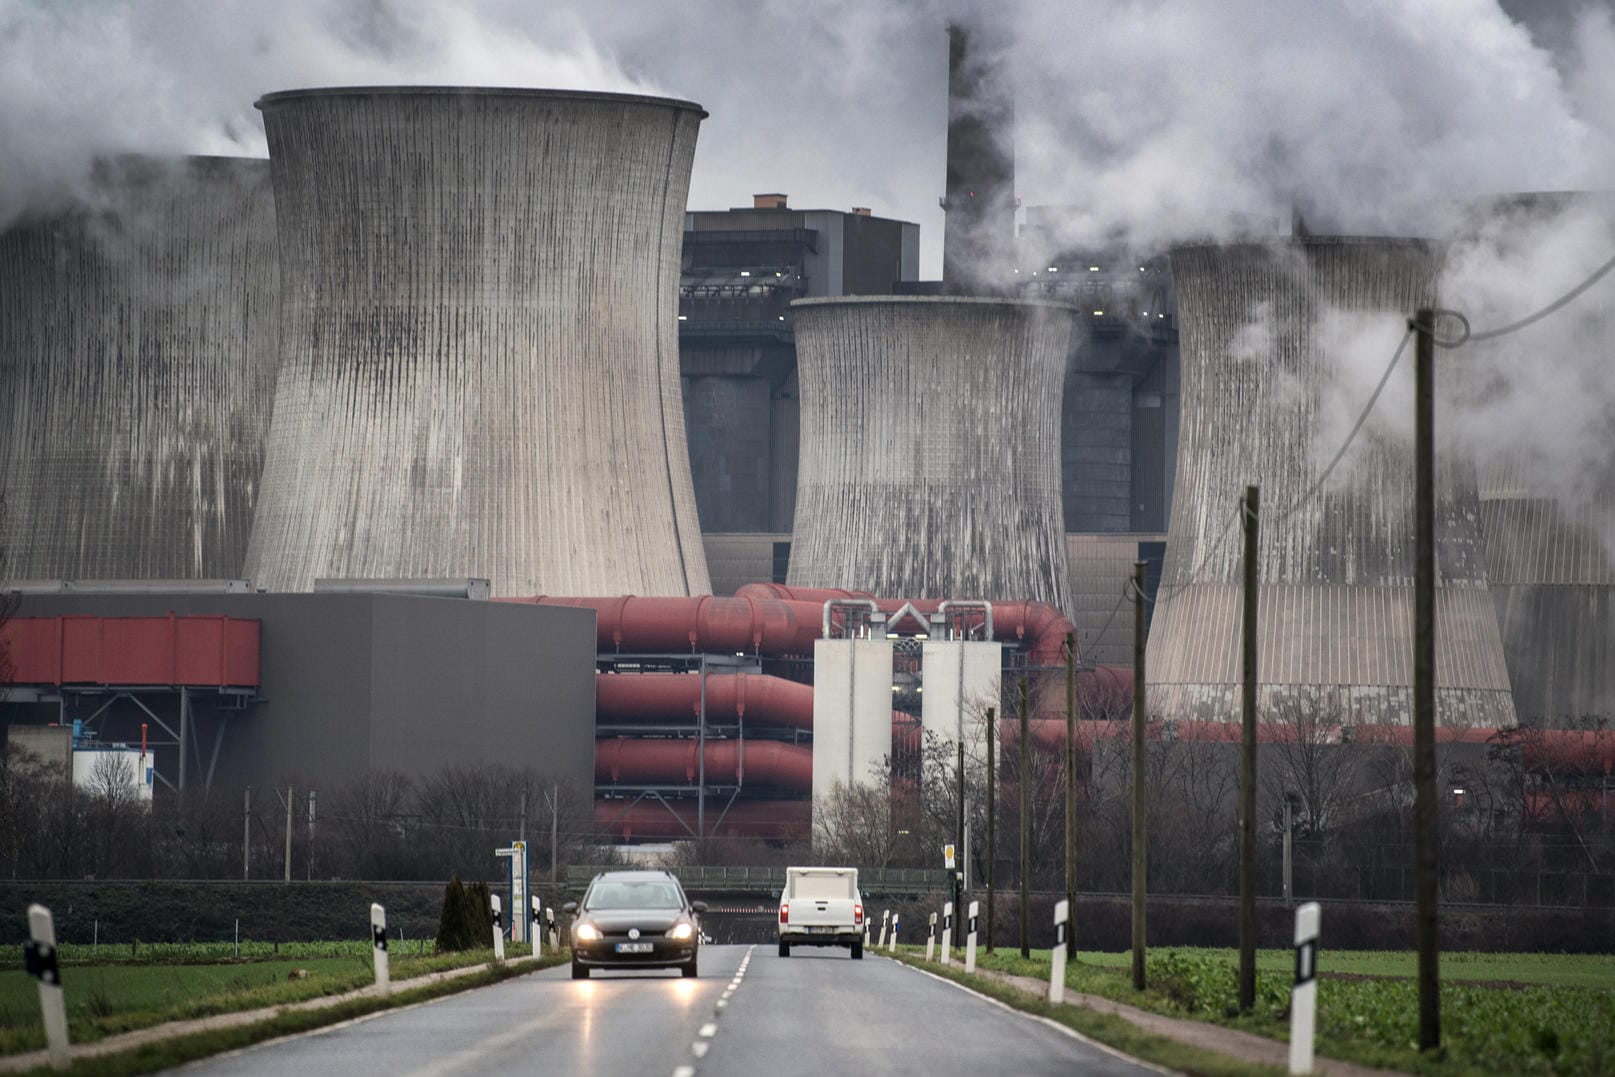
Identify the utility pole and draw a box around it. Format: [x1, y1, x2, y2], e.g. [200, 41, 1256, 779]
[1239, 484, 1260, 1014]
[519, 789, 528, 846]
[283, 785, 293, 884]
[1131, 561, 1147, 991]
[306, 789, 317, 882]
[955, 740, 966, 921]
[1019, 675, 1030, 959]
[242, 786, 251, 881]
[1065, 631, 1077, 960]
[1413, 307, 1441, 1051]
[549, 783, 560, 885]
[985, 705, 996, 953]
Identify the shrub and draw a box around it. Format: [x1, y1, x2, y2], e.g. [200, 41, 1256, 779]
[434, 877, 484, 953]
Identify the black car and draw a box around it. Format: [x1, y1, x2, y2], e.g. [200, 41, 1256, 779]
[563, 869, 707, 979]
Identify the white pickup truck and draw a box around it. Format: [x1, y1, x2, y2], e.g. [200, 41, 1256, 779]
[777, 866, 864, 959]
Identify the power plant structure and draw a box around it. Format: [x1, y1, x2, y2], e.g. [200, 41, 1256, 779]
[1147, 236, 1517, 728]
[1459, 193, 1615, 725]
[243, 87, 711, 597]
[786, 295, 1075, 615]
[0, 155, 279, 581]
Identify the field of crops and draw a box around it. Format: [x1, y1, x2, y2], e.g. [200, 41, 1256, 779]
[969, 946, 1615, 1075]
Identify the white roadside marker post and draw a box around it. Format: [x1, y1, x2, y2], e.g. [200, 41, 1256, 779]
[925, 912, 937, 961]
[490, 894, 505, 962]
[965, 900, 980, 973]
[25, 905, 69, 1071]
[1290, 902, 1321, 1075]
[888, 913, 899, 953]
[545, 906, 558, 950]
[370, 903, 391, 995]
[531, 897, 543, 956]
[878, 909, 890, 948]
[940, 901, 954, 966]
[1050, 899, 1070, 1004]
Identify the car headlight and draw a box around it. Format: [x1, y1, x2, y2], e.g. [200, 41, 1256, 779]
[668, 923, 694, 941]
[574, 922, 602, 942]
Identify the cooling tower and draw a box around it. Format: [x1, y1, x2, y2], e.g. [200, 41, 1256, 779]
[0, 156, 278, 580]
[786, 296, 1074, 613]
[244, 87, 710, 596]
[1148, 238, 1516, 728]
[1458, 193, 1615, 724]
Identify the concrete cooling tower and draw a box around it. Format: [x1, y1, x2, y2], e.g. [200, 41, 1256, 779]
[1147, 237, 1516, 728]
[786, 296, 1074, 613]
[1456, 193, 1615, 725]
[0, 156, 278, 580]
[244, 87, 711, 596]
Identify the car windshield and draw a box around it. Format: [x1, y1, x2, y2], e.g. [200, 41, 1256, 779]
[584, 880, 684, 911]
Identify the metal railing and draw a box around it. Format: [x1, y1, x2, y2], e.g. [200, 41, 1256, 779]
[564, 865, 950, 895]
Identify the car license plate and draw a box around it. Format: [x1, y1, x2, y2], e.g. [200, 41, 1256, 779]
[808, 926, 835, 934]
[615, 942, 654, 954]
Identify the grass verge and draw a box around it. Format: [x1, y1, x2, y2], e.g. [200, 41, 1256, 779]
[8, 954, 565, 1077]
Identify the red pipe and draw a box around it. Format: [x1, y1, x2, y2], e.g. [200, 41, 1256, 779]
[595, 738, 813, 791]
[594, 797, 810, 841]
[596, 671, 815, 729]
[499, 594, 828, 656]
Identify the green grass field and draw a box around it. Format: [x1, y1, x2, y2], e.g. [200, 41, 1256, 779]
[948, 946, 1615, 1076]
[0, 943, 528, 1056]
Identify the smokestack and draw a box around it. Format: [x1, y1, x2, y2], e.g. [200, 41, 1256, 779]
[244, 86, 711, 596]
[942, 24, 1016, 295]
[786, 295, 1073, 613]
[1148, 237, 1516, 727]
[0, 156, 279, 580]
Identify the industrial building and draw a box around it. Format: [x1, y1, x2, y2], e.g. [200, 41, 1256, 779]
[0, 155, 279, 581]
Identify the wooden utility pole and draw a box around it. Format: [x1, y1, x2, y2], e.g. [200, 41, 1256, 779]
[1239, 484, 1260, 1013]
[986, 705, 996, 953]
[1019, 675, 1031, 958]
[1131, 561, 1147, 991]
[283, 785, 293, 884]
[1413, 308, 1441, 1051]
[1064, 631, 1078, 959]
[242, 786, 251, 881]
[956, 740, 966, 919]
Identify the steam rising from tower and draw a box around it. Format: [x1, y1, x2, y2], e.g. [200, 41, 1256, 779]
[244, 87, 711, 596]
[0, 156, 278, 580]
[1147, 237, 1516, 727]
[786, 295, 1074, 612]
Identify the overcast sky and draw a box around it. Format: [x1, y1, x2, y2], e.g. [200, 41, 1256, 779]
[2, 0, 1613, 277]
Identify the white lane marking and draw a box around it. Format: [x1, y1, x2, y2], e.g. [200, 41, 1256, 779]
[692, 1041, 710, 1059]
[896, 961, 1176, 1076]
[699, 1023, 717, 1038]
[716, 998, 728, 1009]
[673, 1068, 695, 1077]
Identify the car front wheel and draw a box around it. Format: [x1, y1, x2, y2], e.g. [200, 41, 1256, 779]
[682, 955, 698, 978]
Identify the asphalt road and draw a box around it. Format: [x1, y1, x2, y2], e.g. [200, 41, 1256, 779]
[173, 946, 1161, 1077]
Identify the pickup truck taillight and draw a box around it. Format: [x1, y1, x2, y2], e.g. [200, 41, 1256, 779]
[779, 902, 789, 924]
[854, 902, 863, 926]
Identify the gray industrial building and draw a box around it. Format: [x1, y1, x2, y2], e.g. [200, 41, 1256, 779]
[0, 155, 279, 581]
[1, 589, 596, 794]
[680, 194, 921, 534]
[244, 87, 711, 597]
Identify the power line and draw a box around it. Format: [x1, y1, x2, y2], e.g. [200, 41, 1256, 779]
[1447, 248, 1615, 345]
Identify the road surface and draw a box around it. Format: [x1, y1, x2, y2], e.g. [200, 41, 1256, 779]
[175, 946, 1159, 1076]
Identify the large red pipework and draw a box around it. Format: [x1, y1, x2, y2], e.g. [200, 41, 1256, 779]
[595, 737, 813, 791]
[500, 594, 828, 656]
[594, 797, 810, 842]
[596, 671, 815, 730]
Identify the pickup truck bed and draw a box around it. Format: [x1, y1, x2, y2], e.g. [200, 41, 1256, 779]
[778, 867, 864, 958]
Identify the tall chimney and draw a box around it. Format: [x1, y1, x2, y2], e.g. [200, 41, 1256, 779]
[942, 24, 1016, 295]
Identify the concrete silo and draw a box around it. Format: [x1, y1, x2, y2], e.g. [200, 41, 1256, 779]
[1148, 237, 1515, 728]
[0, 156, 278, 581]
[244, 87, 711, 596]
[786, 295, 1074, 613]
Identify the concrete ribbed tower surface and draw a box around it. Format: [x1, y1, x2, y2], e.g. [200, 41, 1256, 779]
[786, 295, 1074, 613]
[0, 156, 278, 580]
[1459, 193, 1615, 724]
[1148, 237, 1516, 728]
[244, 87, 711, 596]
